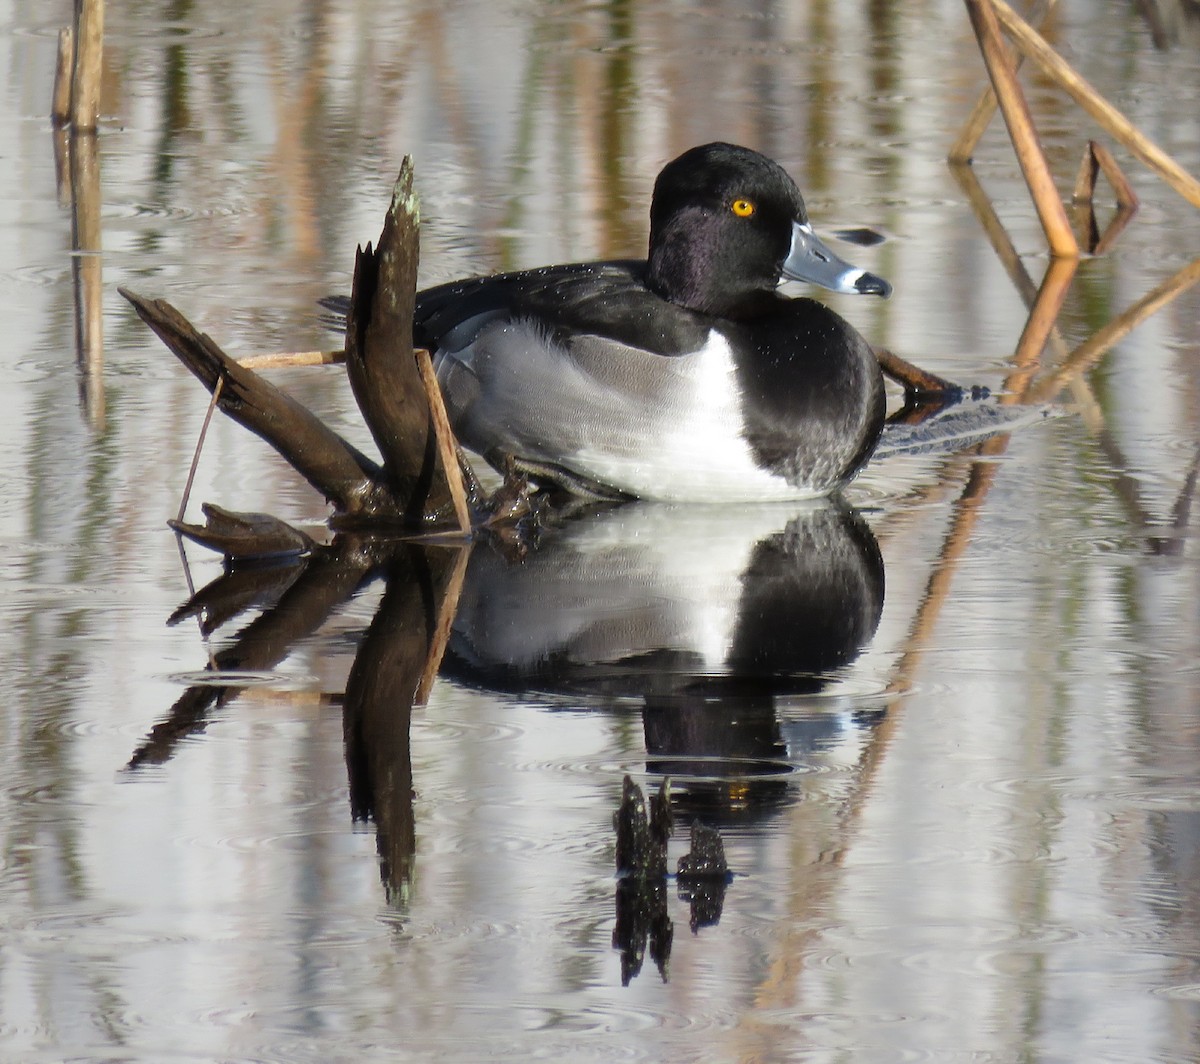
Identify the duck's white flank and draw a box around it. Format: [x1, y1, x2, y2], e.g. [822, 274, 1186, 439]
[558, 329, 824, 503]
[440, 322, 832, 503]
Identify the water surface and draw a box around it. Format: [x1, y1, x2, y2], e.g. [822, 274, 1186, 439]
[2, 2, 1200, 1061]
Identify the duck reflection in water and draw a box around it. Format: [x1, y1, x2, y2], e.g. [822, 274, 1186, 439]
[442, 499, 884, 981]
[444, 499, 884, 818]
[142, 498, 885, 966]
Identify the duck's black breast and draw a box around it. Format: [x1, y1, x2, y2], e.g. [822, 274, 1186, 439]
[414, 260, 713, 358]
[729, 297, 885, 489]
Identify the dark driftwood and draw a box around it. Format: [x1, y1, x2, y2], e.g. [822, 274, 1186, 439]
[120, 286, 398, 519]
[121, 158, 472, 534]
[875, 347, 965, 397]
[170, 503, 315, 559]
[344, 158, 462, 526]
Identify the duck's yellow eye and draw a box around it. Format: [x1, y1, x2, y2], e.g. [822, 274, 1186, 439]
[731, 198, 756, 218]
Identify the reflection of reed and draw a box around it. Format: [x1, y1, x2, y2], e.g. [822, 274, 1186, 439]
[950, 0, 1056, 164]
[69, 131, 105, 429]
[1028, 255, 1200, 404]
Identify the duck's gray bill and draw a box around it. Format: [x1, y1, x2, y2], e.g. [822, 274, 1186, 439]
[782, 222, 892, 299]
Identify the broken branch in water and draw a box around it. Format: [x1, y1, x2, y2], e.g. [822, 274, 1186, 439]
[121, 157, 480, 539]
[875, 347, 969, 398]
[119, 286, 398, 522]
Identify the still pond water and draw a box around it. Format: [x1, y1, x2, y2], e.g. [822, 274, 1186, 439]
[3, 1, 1200, 1061]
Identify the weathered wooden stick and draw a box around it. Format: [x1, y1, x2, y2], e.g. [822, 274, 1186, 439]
[875, 348, 964, 396]
[52, 27, 74, 126]
[989, 0, 1200, 209]
[415, 349, 471, 532]
[237, 349, 345, 369]
[70, 0, 104, 131]
[170, 503, 314, 559]
[119, 287, 395, 518]
[963, 0, 1078, 257]
[949, 0, 1054, 163]
[344, 157, 461, 526]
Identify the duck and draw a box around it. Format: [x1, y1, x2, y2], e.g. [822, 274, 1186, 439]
[414, 142, 890, 502]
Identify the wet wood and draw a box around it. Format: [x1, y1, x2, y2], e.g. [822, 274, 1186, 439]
[963, 0, 1078, 257]
[343, 157, 462, 527]
[875, 347, 964, 397]
[989, 0, 1200, 209]
[119, 287, 396, 519]
[170, 503, 315, 559]
[124, 162, 480, 533]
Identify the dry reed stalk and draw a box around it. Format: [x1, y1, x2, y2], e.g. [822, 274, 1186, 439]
[949, 0, 1055, 163]
[963, 0, 1078, 256]
[989, 0, 1200, 209]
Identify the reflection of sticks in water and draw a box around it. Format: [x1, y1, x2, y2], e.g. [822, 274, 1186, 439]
[949, 160, 1075, 373]
[741, 438, 1008, 1039]
[1027, 255, 1200, 404]
[948, 160, 1060, 315]
[950, 160, 1200, 412]
[70, 129, 104, 428]
[1007, 254, 1077, 395]
[1073, 140, 1138, 211]
[53, 1, 107, 426]
[51, 28, 74, 127]
[414, 544, 472, 705]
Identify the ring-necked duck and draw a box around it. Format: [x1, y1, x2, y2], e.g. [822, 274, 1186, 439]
[416, 142, 890, 502]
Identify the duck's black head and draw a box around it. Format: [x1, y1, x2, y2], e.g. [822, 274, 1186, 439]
[646, 142, 890, 318]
